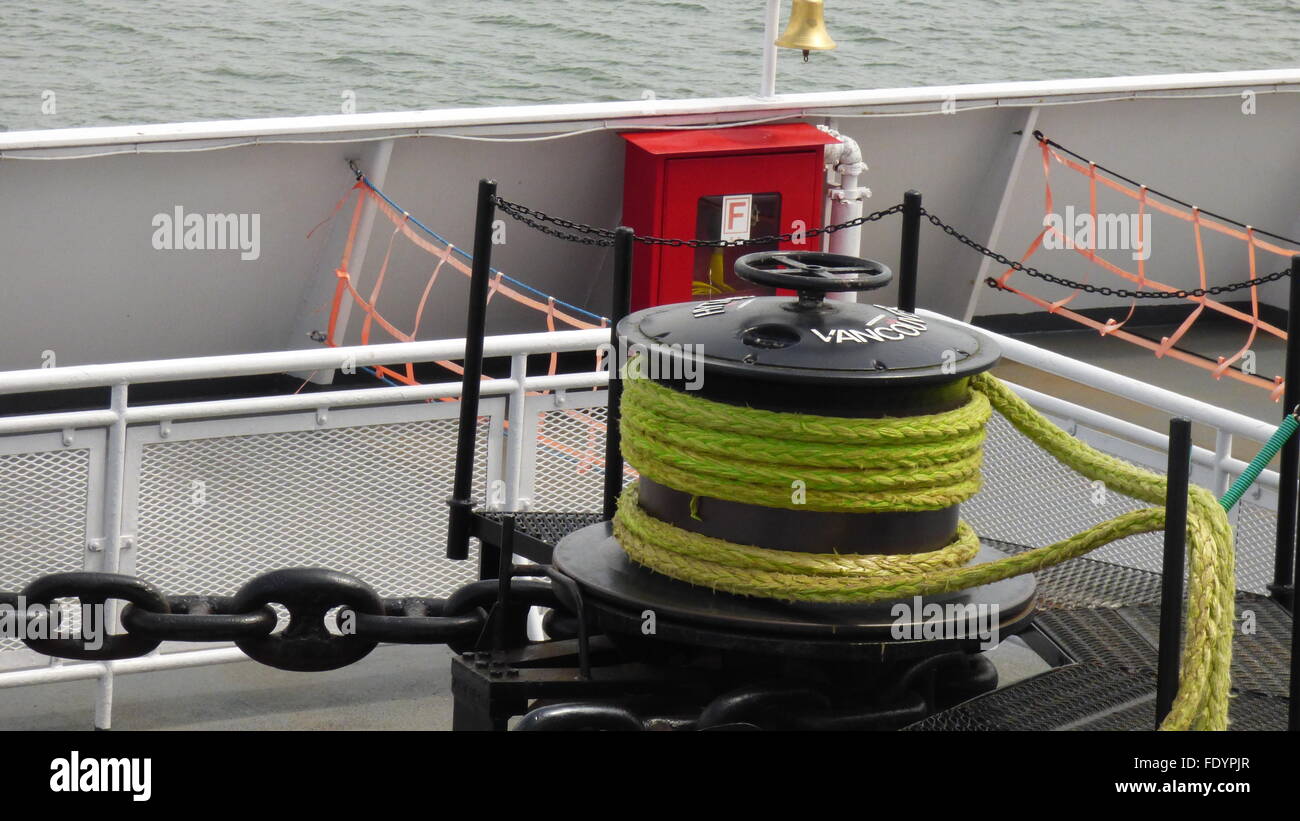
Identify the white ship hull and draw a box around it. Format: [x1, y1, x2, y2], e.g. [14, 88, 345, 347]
[1, 69, 1297, 373]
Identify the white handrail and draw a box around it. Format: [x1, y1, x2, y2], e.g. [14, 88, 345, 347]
[2, 69, 1297, 151]
[0, 329, 609, 395]
[919, 310, 1279, 444]
[1005, 380, 1275, 490]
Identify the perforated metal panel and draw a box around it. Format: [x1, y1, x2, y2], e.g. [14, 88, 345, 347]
[967, 412, 1281, 594]
[131, 417, 489, 598]
[0, 446, 93, 653]
[1230, 500, 1281, 595]
[527, 398, 620, 512]
[966, 414, 1166, 571]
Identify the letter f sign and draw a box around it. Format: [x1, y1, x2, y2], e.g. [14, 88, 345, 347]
[720, 195, 753, 242]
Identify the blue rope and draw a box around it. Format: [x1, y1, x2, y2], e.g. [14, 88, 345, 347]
[362, 366, 401, 387]
[358, 175, 609, 325]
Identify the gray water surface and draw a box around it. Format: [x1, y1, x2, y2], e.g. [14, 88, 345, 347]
[1, 0, 1298, 131]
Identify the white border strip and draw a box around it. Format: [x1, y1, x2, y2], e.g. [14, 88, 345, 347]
[2, 69, 1298, 152]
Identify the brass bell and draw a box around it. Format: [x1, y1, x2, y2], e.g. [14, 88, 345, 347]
[774, 0, 837, 62]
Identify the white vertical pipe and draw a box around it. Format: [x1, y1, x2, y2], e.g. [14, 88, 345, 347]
[1213, 429, 1234, 497]
[760, 0, 781, 98]
[1213, 429, 1242, 527]
[820, 125, 870, 303]
[94, 671, 113, 730]
[103, 383, 129, 574]
[826, 168, 865, 303]
[94, 381, 129, 730]
[504, 353, 530, 511]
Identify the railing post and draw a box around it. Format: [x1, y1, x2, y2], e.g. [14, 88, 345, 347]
[91, 381, 130, 731]
[447, 179, 497, 560]
[603, 227, 634, 522]
[1274, 255, 1300, 609]
[94, 669, 114, 731]
[899, 190, 922, 313]
[103, 382, 129, 574]
[1212, 429, 1234, 498]
[1156, 417, 1191, 727]
[503, 353, 530, 511]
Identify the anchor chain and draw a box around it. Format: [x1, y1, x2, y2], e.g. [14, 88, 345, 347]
[0, 568, 567, 671]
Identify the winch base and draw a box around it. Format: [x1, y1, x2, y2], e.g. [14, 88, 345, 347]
[552, 522, 1037, 662]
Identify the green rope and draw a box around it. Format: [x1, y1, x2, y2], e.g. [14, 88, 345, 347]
[1219, 413, 1299, 511]
[613, 365, 1235, 731]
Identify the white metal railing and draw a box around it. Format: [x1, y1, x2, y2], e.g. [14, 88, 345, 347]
[920, 310, 1284, 505]
[4, 69, 1298, 155]
[0, 320, 1286, 727]
[0, 328, 609, 728]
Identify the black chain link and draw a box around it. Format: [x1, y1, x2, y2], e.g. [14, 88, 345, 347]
[491, 195, 904, 248]
[492, 193, 1291, 297]
[0, 567, 573, 670]
[918, 208, 1291, 299]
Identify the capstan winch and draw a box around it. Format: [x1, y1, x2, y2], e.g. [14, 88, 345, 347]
[552, 251, 1036, 683]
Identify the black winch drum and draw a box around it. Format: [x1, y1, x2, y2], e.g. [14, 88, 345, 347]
[552, 251, 1035, 656]
[619, 251, 1000, 556]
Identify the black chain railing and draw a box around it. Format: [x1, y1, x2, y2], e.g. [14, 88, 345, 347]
[492, 193, 1293, 298]
[919, 209, 1293, 299]
[492, 195, 904, 247]
[0, 567, 567, 671]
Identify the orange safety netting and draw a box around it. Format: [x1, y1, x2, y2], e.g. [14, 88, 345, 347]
[993, 136, 1300, 401]
[309, 178, 630, 481]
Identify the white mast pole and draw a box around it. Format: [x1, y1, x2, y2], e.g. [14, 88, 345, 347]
[760, 0, 781, 97]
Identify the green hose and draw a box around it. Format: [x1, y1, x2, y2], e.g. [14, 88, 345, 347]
[1219, 413, 1299, 511]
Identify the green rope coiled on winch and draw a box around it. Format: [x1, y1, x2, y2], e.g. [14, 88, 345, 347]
[612, 359, 1235, 731]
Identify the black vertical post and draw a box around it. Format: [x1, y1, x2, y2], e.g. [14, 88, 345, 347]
[898, 190, 922, 313]
[1274, 255, 1300, 609]
[1292, 510, 1300, 729]
[1293, 523, 1300, 729]
[1156, 417, 1192, 727]
[602, 227, 635, 521]
[493, 514, 515, 653]
[447, 179, 498, 560]
[1291, 261, 1300, 729]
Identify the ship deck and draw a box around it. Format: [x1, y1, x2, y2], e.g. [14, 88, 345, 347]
[1, 319, 1293, 730]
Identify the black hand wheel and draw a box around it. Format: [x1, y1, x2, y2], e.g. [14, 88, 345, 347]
[734, 252, 892, 297]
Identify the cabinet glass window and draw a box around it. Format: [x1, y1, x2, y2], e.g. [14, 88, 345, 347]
[692, 193, 783, 298]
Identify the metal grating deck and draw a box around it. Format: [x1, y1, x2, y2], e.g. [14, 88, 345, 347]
[476, 510, 606, 547]
[907, 591, 1292, 730]
[986, 537, 1166, 609]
